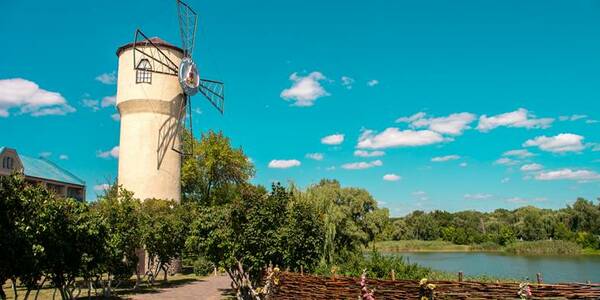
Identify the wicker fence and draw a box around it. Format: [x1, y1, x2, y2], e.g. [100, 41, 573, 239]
[266, 272, 600, 299]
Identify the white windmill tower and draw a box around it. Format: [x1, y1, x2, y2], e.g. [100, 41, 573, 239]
[115, 0, 224, 203]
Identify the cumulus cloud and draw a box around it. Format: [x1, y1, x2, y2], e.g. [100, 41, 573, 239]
[268, 159, 301, 169]
[535, 169, 600, 181]
[520, 163, 543, 171]
[97, 146, 119, 159]
[459, 162, 468, 167]
[94, 183, 111, 192]
[367, 79, 379, 87]
[494, 157, 519, 166]
[354, 150, 385, 157]
[280, 72, 329, 106]
[82, 99, 100, 111]
[431, 155, 460, 162]
[341, 160, 382, 170]
[464, 193, 492, 200]
[101, 95, 116, 107]
[341, 76, 355, 89]
[559, 114, 587, 121]
[477, 108, 553, 132]
[59, 154, 69, 160]
[305, 153, 324, 161]
[321, 133, 344, 145]
[397, 112, 476, 135]
[383, 173, 401, 181]
[95, 71, 117, 85]
[523, 133, 585, 153]
[503, 149, 534, 158]
[506, 197, 547, 204]
[0, 78, 75, 117]
[39, 152, 52, 158]
[357, 128, 446, 149]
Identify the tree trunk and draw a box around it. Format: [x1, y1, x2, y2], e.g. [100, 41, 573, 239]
[11, 278, 18, 300]
[162, 265, 168, 282]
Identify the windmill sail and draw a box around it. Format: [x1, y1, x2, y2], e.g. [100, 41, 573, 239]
[133, 29, 179, 76]
[198, 79, 224, 114]
[176, 0, 198, 57]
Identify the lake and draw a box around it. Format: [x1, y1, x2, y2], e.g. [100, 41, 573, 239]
[390, 252, 600, 283]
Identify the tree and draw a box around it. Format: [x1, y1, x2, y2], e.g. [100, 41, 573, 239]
[92, 186, 143, 294]
[181, 130, 255, 205]
[140, 198, 188, 282]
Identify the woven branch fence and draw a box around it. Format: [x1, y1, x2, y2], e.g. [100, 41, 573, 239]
[267, 272, 600, 299]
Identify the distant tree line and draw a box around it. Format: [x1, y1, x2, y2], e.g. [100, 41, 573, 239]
[389, 200, 600, 249]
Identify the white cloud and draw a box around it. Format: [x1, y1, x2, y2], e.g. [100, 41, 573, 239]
[341, 76, 355, 89]
[321, 133, 344, 145]
[506, 197, 547, 204]
[0, 78, 75, 117]
[383, 173, 401, 181]
[39, 152, 52, 158]
[97, 146, 119, 159]
[357, 128, 446, 149]
[464, 193, 492, 200]
[94, 183, 111, 192]
[559, 114, 587, 121]
[503, 149, 534, 158]
[367, 79, 379, 87]
[268, 159, 301, 169]
[477, 108, 553, 132]
[520, 163, 543, 171]
[59, 154, 69, 160]
[397, 112, 476, 135]
[431, 155, 460, 162]
[535, 169, 600, 181]
[412, 190, 428, 201]
[354, 150, 385, 157]
[280, 72, 329, 106]
[341, 160, 382, 170]
[111, 113, 120, 121]
[82, 99, 100, 111]
[494, 157, 519, 166]
[95, 71, 117, 85]
[523, 133, 585, 153]
[585, 119, 599, 124]
[101, 95, 116, 107]
[501, 177, 510, 183]
[306, 153, 324, 161]
[459, 162, 468, 167]
[326, 166, 336, 171]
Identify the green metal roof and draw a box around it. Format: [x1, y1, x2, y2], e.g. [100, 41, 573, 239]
[19, 155, 85, 186]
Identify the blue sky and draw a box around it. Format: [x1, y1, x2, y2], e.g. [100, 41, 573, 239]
[1, 0, 599, 215]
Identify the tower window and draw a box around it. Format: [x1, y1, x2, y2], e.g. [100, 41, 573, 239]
[136, 59, 152, 84]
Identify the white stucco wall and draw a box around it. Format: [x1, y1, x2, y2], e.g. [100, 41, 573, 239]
[116, 44, 184, 202]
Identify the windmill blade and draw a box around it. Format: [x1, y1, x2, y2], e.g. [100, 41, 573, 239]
[133, 29, 179, 76]
[198, 79, 224, 114]
[176, 0, 198, 57]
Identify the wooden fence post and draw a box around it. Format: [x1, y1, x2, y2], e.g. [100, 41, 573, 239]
[458, 271, 463, 282]
[300, 265, 304, 276]
[391, 269, 395, 281]
[536, 273, 542, 284]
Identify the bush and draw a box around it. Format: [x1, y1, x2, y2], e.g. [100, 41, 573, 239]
[504, 240, 582, 255]
[192, 257, 214, 276]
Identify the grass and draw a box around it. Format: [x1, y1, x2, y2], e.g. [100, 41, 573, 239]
[373, 240, 501, 253]
[1, 273, 206, 300]
[504, 240, 582, 256]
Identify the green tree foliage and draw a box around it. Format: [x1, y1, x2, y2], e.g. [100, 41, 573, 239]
[181, 130, 254, 205]
[389, 199, 600, 250]
[140, 198, 189, 282]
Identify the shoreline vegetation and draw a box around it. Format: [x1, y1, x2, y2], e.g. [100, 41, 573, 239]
[374, 240, 600, 256]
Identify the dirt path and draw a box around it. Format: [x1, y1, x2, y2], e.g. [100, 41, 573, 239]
[128, 275, 232, 300]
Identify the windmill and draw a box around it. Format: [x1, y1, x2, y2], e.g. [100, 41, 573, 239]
[131, 0, 224, 156]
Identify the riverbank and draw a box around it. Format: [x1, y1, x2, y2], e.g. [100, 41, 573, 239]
[374, 240, 600, 256]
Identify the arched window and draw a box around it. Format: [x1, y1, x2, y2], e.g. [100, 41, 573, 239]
[2, 157, 13, 169]
[136, 59, 152, 84]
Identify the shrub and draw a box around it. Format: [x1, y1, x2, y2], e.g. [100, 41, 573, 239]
[192, 257, 214, 276]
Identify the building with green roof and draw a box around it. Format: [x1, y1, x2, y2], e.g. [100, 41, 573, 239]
[0, 146, 85, 201]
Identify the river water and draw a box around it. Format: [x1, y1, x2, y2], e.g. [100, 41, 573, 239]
[390, 252, 600, 283]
